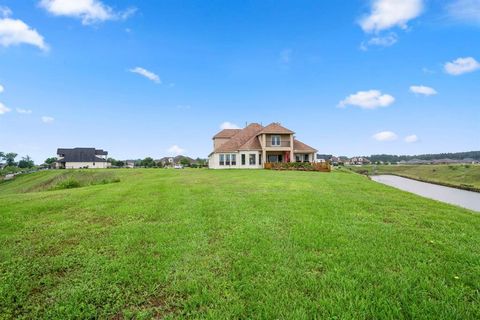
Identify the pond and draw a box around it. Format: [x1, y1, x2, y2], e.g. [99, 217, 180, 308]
[371, 175, 480, 212]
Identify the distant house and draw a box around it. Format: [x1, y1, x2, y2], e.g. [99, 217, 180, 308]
[124, 160, 136, 168]
[56, 148, 109, 169]
[158, 155, 195, 166]
[347, 157, 371, 165]
[208, 122, 317, 169]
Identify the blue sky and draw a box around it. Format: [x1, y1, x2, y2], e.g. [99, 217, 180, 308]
[0, 0, 479, 163]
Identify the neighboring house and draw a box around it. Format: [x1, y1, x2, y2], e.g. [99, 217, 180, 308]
[208, 122, 317, 169]
[158, 155, 195, 166]
[56, 148, 109, 169]
[124, 160, 136, 168]
[347, 157, 371, 165]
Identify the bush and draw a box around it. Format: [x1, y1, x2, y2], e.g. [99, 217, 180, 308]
[55, 178, 81, 190]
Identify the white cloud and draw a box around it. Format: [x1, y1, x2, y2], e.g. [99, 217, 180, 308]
[0, 102, 11, 115]
[404, 134, 419, 143]
[338, 90, 395, 109]
[0, 11, 48, 51]
[41, 116, 54, 123]
[167, 145, 185, 156]
[129, 67, 161, 83]
[16, 108, 32, 114]
[444, 57, 480, 75]
[0, 6, 12, 18]
[0, 84, 4, 93]
[39, 0, 135, 25]
[279, 48, 292, 64]
[410, 85, 437, 96]
[360, 0, 424, 33]
[372, 131, 398, 141]
[220, 121, 240, 129]
[446, 0, 480, 25]
[361, 33, 398, 50]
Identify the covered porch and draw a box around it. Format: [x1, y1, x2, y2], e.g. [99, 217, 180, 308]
[264, 151, 315, 163]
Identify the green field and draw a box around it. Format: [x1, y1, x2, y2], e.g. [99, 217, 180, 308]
[1, 169, 479, 319]
[348, 164, 480, 192]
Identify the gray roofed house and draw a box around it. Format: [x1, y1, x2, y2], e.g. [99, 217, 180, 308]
[56, 148, 109, 169]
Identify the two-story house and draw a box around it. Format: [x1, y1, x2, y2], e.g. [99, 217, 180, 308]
[208, 122, 317, 169]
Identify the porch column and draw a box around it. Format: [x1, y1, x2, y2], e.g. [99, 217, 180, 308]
[290, 134, 294, 163]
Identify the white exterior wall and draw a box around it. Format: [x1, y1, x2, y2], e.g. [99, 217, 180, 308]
[208, 152, 263, 169]
[64, 162, 108, 169]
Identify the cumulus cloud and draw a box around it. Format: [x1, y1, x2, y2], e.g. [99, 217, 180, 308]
[0, 9, 48, 51]
[129, 67, 161, 83]
[446, 0, 480, 25]
[444, 57, 480, 75]
[41, 116, 54, 123]
[167, 145, 185, 156]
[372, 131, 398, 141]
[0, 84, 4, 93]
[220, 121, 240, 129]
[0, 102, 11, 115]
[359, 0, 424, 33]
[404, 134, 419, 143]
[338, 90, 395, 109]
[39, 0, 136, 25]
[16, 108, 32, 114]
[410, 85, 437, 96]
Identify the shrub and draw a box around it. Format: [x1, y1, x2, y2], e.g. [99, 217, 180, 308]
[55, 178, 81, 190]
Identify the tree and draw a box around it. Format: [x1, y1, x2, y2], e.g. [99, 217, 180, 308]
[18, 155, 35, 168]
[180, 158, 191, 167]
[141, 157, 156, 168]
[45, 157, 57, 165]
[4, 153, 18, 166]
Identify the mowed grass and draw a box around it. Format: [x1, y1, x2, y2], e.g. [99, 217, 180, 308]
[349, 164, 480, 191]
[0, 169, 479, 319]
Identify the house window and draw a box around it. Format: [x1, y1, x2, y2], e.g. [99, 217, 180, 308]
[259, 154, 262, 165]
[271, 135, 281, 146]
[219, 154, 225, 166]
[249, 154, 256, 165]
[231, 154, 236, 165]
[241, 154, 246, 165]
[226, 154, 231, 165]
[296, 155, 301, 162]
[304, 154, 309, 162]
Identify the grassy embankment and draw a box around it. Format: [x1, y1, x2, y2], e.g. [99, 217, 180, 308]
[347, 164, 480, 192]
[0, 169, 479, 319]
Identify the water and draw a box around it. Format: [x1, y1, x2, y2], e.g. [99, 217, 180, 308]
[371, 175, 480, 212]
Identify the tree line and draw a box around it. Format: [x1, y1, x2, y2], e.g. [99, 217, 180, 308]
[368, 151, 480, 163]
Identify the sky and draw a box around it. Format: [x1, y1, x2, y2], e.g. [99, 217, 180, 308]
[0, 0, 479, 163]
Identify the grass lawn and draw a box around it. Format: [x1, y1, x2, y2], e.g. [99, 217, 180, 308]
[348, 164, 480, 191]
[0, 169, 479, 319]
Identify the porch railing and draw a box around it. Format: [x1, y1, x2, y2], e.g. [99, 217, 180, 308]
[265, 141, 291, 147]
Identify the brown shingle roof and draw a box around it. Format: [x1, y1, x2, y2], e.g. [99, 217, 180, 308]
[214, 123, 263, 152]
[258, 122, 294, 134]
[293, 139, 317, 152]
[238, 135, 262, 150]
[213, 129, 241, 138]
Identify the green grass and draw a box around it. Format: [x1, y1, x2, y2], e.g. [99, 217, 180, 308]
[0, 169, 479, 319]
[348, 164, 480, 191]
[0, 170, 119, 195]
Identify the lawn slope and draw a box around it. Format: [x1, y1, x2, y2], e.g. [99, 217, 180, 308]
[0, 169, 479, 319]
[349, 164, 480, 191]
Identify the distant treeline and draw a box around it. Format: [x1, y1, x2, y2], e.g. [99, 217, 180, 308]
[368, 151, 480, 163]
